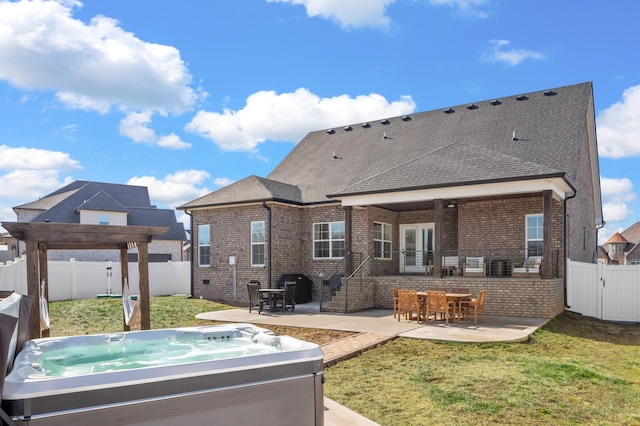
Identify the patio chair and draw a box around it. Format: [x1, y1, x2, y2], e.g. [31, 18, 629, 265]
[442, 256, 460, 276]
[247, 282, 267, 314]
[511, 256, 542, 277]
[397, 290, 424, 323]
[463, 257, 486, 277]
[392, 288, 402, 319]
[425, 291, 453, 326]
[278, 281, 296, 312]
[460, 290, 486, 324]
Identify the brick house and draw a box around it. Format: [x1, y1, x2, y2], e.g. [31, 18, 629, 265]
[13, 181, 186, 262]
[598, 223, 640, 265]
[178, 82, 603, 318]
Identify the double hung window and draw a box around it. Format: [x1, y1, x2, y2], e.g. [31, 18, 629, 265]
[526, 214, 543, 257]
[313, 222, 345, 259]
[251, 221, 265, 266]
[198, 224, 210, 267]
[374, 222, 392, 259]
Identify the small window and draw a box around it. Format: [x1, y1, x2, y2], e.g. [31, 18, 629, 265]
[198, 224, 210, 267]
[251, 221, 265, 266]
[313, 222, 345, 259]
[99, 214, 109, 225]
[526, 214, 543, 257]
[374, 222, 392, 259]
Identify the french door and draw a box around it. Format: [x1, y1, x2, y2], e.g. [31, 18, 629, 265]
[399, 224, 434, 273]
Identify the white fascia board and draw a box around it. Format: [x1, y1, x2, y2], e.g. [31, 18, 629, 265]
[339, 177, 574, 207]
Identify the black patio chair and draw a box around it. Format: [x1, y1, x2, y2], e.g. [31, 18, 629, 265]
[247, 282, 267, 314]
[278, 281, 296, 312]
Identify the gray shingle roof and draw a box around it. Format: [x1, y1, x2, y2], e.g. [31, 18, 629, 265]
[15, 181, 184, 241]
[178, 175, 302, 209]
[183, 82, 594, 208]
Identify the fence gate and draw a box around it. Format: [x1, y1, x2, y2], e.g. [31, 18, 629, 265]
[567, 260, 640, 322]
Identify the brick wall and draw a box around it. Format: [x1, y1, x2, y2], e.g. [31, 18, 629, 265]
[372, 276, 565, 318]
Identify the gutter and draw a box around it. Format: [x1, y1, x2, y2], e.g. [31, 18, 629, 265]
[184, 210, 194, 298]
[262, 202, 272, 288]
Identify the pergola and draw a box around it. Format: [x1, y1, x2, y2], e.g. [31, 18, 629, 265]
[1, 222, 169, 339]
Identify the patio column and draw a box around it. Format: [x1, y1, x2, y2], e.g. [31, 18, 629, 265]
[25, 240, 40, 339]
[542, 190, 553, 279]
[120, 245, 130, 332]
[344, 206, 353, 276]
[38, 243, 50, 338]
[137, 242, 151, 330]
[434, 199, 443, 278]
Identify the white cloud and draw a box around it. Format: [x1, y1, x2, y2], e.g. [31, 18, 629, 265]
[186, 87, 416, 152]
[429, 0, 488, 18]
[119, 111, 191, 149]
[600, 176, 636, 225]
[267, 0, 395, 29]
[213, 177, 235, 187]
[482, 40, 545, 66]
[597, 84, 640, 159]
[127, 170, 212, 209]
[0, 0, 200, 114]
[0, 145, 82, 171]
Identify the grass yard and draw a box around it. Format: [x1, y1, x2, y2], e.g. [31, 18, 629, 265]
[323, 311, 640, 425]
[48, 297, 640, 425]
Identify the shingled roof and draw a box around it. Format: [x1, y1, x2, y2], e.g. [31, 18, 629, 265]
[14, 181, 185, 241]
[181, 82, 595, 208]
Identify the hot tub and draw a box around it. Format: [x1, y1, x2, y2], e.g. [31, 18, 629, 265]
[2, 324, 324, 425]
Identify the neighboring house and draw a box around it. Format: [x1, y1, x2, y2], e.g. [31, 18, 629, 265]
[0, 232, 18, 263]
[178, 82, 603, 318]
[13, 181, 186, 262]
[598, 223, 640, 265]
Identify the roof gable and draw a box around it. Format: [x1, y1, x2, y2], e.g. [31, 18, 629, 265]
[76, 191, 130, 213]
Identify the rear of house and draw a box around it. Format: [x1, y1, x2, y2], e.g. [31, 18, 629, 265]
[179, 82, 603, 318]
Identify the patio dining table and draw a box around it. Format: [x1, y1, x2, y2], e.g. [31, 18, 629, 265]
[258, 288, 285, 312]
[417, 292, 472, 322]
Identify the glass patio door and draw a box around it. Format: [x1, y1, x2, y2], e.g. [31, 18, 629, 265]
[400, 224, 434, 273]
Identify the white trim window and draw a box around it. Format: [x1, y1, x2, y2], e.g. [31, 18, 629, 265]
[99, 214, 109, 225]
[526, 214, 543, 257]
[251, 221, 265, 266]
[374, 222, 392, 259]
[313, 222, 345, 259]
[198, 224, 210, 267]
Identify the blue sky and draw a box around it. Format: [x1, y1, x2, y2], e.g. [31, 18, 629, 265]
[1, 0, 639, 245]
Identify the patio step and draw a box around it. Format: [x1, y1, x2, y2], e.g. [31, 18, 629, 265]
[321, 332, 395, 367]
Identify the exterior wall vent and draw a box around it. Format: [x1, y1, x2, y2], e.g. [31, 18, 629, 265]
[444, 108, 455, 114]
[380, 119, 390, 125]
[516, 95, 529, 101]
[361, 122, 371, 128]
[466, 104, 478, 110]
[490, 99, 502, 106]
[401, 115, 411, 121]
[326, 129, 335, 134]
[544, 90, 557, 96]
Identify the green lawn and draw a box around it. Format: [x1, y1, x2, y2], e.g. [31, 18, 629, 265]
[324, 311, 640, 425]
[47, 297, 640, 425]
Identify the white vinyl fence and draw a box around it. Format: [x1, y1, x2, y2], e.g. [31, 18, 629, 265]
[0, 257, 190, 301]
[567, 259, 640, 322]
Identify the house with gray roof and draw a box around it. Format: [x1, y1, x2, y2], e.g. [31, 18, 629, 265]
[179, 82, 603, 318]
[598, 223, 640, 265]
[13, 181, 186, 262]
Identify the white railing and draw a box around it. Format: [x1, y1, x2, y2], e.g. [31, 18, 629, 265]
[0, 257, 190, 301]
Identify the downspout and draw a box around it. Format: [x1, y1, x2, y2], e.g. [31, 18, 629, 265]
[262, 202, 272, 289]
[563, 190, 577, 309]
[185, 210, 194, 298]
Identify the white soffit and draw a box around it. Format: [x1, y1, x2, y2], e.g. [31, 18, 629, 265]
[339, 177, 574, 207]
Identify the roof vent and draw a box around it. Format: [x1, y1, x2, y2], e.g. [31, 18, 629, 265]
[380, 119, 390, 125]
[466, 104, 478, 110]
[490, 99, 502, 106]
[544, 90, 557, 96]
[516, 95, 529, 101]
[326, 129, 335, 134]
[444, 108, 455, 114]
[343, 126, 352, 131]
[401, 115, 411, 121]
[361, 122, 371, 128]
